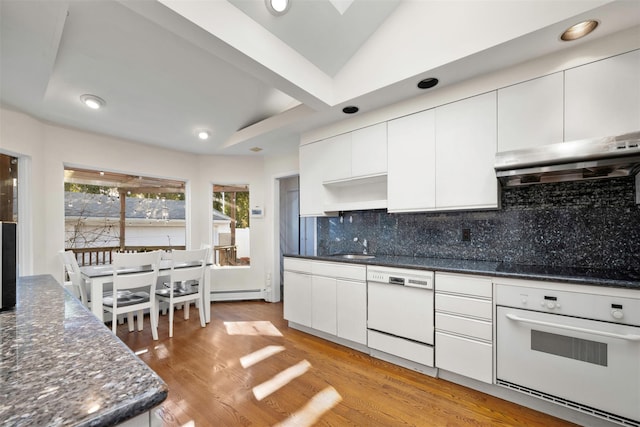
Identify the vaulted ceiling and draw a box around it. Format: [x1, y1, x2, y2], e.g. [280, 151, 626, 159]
[1, 0, 639, 156]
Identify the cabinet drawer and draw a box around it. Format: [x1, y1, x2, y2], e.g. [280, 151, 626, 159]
[284, 257, 312, 274]
[436, 273, 492, 298]
[436, 331, 492, 384]
[436, 312, 492, 341]
[312, 261, 365, 281]
[436, 294, 492, 320]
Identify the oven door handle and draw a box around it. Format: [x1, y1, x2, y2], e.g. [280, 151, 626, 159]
[505, 313, 640, 341]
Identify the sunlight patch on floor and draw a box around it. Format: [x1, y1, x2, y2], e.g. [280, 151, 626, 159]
[252, 360, 311, 401]
[240, 345, 286, 368]
[153, 344, 170, 359]
[224, 321, 283, 336]
[180, 421, 194, 427]
[273, 386, 342, 427]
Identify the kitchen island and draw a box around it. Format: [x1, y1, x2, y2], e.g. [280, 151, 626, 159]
[0, 275, 167, 426]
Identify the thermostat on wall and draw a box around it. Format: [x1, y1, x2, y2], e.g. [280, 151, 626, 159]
[251, 205, 264, 218]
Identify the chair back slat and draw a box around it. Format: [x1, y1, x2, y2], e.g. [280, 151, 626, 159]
[112, 251, 161, 292]
[170, 248, 207, 285]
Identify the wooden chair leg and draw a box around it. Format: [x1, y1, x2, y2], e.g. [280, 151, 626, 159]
[168, 304, 174, 338]
[150, 307, 158, 341]
[127, 313, 135, 332]
[198, 298, 205, 328]
[184, 302, 190, 320]
[137, 310, 144, 331]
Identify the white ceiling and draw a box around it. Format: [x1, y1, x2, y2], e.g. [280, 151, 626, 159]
[1, 0, 639, 156]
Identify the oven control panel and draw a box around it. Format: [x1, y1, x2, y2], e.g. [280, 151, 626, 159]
[496, 284, 640, 326]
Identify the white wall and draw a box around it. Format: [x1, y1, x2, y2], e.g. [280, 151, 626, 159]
[0, 109, 46, 275]
[264, 142, 300, 302]
[0, 110, 300, 299]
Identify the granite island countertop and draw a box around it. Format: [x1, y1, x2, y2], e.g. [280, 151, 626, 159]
[0, 275, 168, 427]
[286, 254, 640, 289]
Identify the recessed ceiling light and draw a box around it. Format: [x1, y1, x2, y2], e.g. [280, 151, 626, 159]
[80, 94, 105, 109]
[561, 20, 598, 41]
[266, 0, 290, 16]
[342, 106, 359, 114]
[250, 147, 263, 152]
[417, 78, 439, 89]
[197, 130, 210, 140]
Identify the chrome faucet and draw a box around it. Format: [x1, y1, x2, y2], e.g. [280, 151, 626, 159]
[353, 237, 368, 255]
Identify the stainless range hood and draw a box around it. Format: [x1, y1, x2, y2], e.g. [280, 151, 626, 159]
[495, 131, 640, 187]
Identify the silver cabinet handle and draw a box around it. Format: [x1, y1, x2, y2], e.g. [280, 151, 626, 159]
[505, 313, 640, 341]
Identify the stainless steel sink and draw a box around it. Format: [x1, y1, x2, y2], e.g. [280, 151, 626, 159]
[335, 254, 375, 260]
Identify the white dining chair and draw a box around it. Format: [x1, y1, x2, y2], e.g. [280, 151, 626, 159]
[103, 250, 161, 340]
[59, 250, 89, 307]
[155, 248, 208, 338]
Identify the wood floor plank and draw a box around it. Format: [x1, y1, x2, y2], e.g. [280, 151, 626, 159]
[115, 301, 579, 427]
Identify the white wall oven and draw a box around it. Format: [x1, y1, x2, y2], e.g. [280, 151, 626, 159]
[496, 282, 640, 426]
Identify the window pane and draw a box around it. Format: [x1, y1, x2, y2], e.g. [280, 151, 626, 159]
[213, 184, 250, 266]
[64, 167, 185, 265]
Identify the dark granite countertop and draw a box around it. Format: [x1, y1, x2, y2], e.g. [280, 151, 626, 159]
[0, 275, 168, 427]
[286, 254, 640, 289]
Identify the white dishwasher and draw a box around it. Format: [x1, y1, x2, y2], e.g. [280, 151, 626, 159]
[367, 266, 435, 369]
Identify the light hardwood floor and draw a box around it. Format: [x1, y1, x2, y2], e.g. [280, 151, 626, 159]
[117, 301, 579, 427]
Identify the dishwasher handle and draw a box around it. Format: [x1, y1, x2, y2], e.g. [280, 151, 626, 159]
[388, 276, 405, 286]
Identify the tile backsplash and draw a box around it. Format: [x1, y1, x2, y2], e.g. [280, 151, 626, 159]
[317, 176, 640, 270]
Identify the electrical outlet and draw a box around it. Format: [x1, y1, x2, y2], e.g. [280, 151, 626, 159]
[462, 228, 471, 241]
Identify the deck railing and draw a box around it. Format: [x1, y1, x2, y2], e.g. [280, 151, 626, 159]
[68, 245, 186, 266]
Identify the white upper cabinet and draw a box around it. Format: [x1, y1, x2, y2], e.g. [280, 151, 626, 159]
[323, 123, 388, 183]
[435, 92, 498, 211]
[351, 122, 387, 178]
[322, 133, 352, 182]
[299, 141, 326, 217]
[387, 109, 436, 212]
[497, 72, 564, 152]
[565, 49, 640, 141]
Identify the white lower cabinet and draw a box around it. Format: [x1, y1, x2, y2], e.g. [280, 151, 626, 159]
[336, 278, 367, 344]
[311, 275, 337, 334]
[283, 270, 312, 327]
[435, 332, 492, 383]
[284, 257, 367, 346]
[435, 272, 493, 384]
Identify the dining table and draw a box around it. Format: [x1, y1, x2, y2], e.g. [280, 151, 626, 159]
[79, 260, 212, 323]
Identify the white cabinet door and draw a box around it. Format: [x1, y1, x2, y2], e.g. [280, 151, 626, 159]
[283, 271, 312, 327]
[565, 49, 640, 141]
[435, 92, 498, 210]
[387, 109, 436, 212]
[436, 331, 492, 383]
[323, 133, 352, 182]
[311, 275, 337, 335]
[351, 123, 387, 178]
[336, 279, 367, 344]
[299, 142, 326, 217]
[498, 72, 564, 152]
